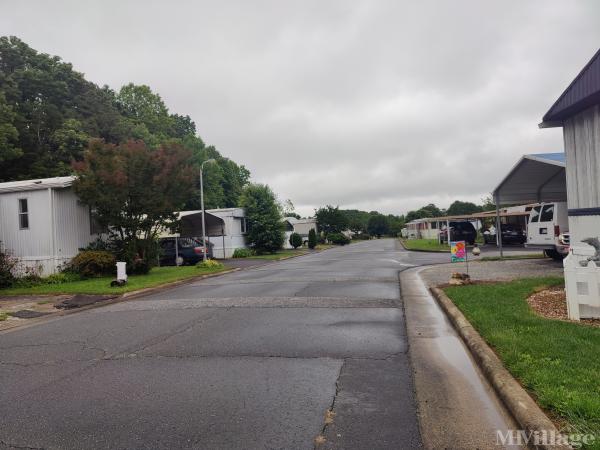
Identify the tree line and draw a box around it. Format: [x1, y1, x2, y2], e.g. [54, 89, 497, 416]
[0, 36, 249, 210]
[404, 198, 495, 223]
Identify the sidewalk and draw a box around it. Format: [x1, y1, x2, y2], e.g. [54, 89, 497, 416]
[401, 267, 521, 450]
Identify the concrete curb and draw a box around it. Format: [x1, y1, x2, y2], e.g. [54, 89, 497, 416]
[430, 287, 572, 450]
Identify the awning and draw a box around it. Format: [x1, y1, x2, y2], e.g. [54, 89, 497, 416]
[492, 153, 566, 205]
[179, 211, 225, 237]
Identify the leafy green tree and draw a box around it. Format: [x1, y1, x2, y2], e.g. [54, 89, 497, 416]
[480, 195, 496, 212]
[315, 205, 348, 235]
[0, 36, 251, 206]
[240, 184, 284, 254]
[308, 228, 317, 249]
[73, 139, 195, 272]
[446, 200, 482, 216]
[367, 214, 390, 238]
[0, 91, 21, 163]
[289, 232, 303, 249]
[116, 83, 172, 139]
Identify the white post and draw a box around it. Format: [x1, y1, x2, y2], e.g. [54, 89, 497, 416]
[495, 193, 503, 258]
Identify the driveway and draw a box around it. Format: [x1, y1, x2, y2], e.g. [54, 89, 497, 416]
[0, 240, 534, 449]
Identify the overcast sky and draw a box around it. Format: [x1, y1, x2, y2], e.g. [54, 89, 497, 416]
[2, 1, 599, 217]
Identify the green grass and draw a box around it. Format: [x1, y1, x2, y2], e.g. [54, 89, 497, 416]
[0, 311, 9, 321]
[479, 253, 545, 262]
[400, 238, 449, 252]
[444, 277, 600, 447]
[247, 249, 308, 260]
[0, 265, 228, 296]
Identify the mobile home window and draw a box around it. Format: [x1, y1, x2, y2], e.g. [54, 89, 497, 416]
[241, 218, 248, 234]
[18, 198, 29, 229]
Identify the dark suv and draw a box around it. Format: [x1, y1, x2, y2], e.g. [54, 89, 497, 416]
[483, 224, 526, 245]
[158, 237, 213, 266]
[439, 221, 477, 245]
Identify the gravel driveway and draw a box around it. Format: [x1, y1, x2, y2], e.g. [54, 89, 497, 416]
[420, 257, 564, 287]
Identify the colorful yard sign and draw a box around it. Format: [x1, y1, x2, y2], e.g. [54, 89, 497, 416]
[451, 241, 467, 262]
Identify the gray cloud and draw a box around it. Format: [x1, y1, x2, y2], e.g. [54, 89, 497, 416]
[1, 0, 599, 217]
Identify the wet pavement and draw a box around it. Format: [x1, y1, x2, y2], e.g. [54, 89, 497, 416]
[0, 240, 525, 449]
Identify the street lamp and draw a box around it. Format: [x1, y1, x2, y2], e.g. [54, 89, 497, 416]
[200, 159, 216, 261]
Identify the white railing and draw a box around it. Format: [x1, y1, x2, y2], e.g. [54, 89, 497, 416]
[563, 250, 600, 320]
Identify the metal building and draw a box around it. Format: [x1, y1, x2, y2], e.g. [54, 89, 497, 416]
[0, 176, 97, 275]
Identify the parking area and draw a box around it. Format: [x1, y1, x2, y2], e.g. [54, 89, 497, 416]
[420, 257, 564, 287]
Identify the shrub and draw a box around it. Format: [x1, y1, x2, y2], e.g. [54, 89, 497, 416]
[233, 248, 256, 258]
[308, 229, 317, 249]
[328, 233, 351, 246]
[68, 250, 116, 278]
[196, 259, 224, 269]
[353, 233, 371, 240]
[289, 232, 303, 249]
[44, 272, 81, 284]
[0, 245, 19, 288]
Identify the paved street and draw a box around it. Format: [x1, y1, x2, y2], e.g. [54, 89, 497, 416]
[0, 239, 451, 449]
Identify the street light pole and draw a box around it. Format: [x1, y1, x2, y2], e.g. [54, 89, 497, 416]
[200, 159, 215, 261]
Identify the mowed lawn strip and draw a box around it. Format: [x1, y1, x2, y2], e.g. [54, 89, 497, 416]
[244, 249, 309, 260]
[401, 238, 449, 252]
[444, 277, 600, 447]
[0, 265, 229, 296]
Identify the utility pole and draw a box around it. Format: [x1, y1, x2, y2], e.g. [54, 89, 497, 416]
[200, 159, 215, 261]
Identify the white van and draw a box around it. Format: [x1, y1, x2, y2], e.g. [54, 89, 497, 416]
[526, 202, 570, 260]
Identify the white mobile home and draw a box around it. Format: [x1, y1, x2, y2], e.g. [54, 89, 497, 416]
[283, 217, 317, 248]
[0, 176, 97, 275]
[540, 48, 600, 319]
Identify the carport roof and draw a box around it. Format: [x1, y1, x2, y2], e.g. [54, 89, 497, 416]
[493, 153, 566, 205]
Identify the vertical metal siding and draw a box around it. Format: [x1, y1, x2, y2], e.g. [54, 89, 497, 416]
[564, 105, 600, 210]
[0, 189, 52, 259]
[54, 188, 95, 259]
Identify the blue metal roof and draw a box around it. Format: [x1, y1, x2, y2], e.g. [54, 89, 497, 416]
[527, 152, 565, 164]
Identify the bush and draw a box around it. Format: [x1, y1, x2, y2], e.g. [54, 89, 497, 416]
[308, 229, 317, 249]
[68, 250, 116, 278]
[328, 233, 351, 246]
[0, 245, 19, 288]
[196, 259, 224, 269]
[44, 272, 81, 284]
[233, 248, 256, 258]
[353, 233, 371, 240]
[289, 232, 303, 249]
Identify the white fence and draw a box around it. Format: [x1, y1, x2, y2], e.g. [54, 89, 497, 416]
[563, 251, 600, 320]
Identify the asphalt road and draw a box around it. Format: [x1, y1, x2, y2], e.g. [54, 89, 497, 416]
[0, 239, 449, 449]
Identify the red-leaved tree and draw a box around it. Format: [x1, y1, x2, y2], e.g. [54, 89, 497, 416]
[73, 139, 195, 272]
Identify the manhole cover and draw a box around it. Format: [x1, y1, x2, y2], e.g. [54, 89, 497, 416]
[10, 310, 51, 319]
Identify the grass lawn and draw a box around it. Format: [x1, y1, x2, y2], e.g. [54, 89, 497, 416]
[246, 249, 308, 260]
[444, 277, 600, 447]
[400, 238, 449, 252]
[0, 265, 229, 296]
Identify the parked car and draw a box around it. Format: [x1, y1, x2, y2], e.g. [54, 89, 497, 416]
[158, 237, 213, 266]
[526, 202, 570, 260]
[483, 224, 526, 245]
[439, 221, 477, 245]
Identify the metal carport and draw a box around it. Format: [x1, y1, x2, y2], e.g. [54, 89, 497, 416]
[492, 153, 566, 256]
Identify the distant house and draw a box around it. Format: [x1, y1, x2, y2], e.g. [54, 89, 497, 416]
[0, 176, 98, 275]
[177, 208, 248, 258]
[283, 217, 318, 248]
[540, 47, 600, 319]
